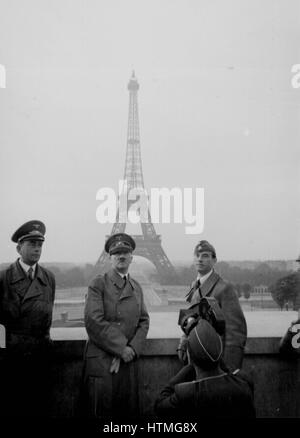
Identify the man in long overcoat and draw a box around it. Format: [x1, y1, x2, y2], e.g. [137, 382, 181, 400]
[0, 220, 55, 417]
[82, 233, 150, 418]
[177, 240, 247, 371]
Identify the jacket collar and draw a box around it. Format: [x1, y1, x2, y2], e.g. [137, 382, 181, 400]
[9, 260, 26, 284]
[107, 269, 134, 299]
[9, 260, 47, 286]
[35, 264, 48, 286]
[200, 271, 220, 297]
[186, 271, 220, 302]
[108, 269, 126, 288]
[197, 269, 213, 285]
[18, 258, 36, 276]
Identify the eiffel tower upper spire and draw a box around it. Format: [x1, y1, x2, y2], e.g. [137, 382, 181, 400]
[124, 72, 144, 190]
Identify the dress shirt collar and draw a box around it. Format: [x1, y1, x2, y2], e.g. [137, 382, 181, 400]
[18, 258, 37, 276]
[197, 269, 213, 285]
[116, 271, 129, 280]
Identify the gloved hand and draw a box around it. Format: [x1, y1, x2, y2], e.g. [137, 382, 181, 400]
[184, 316, 198, 335]
[110, 357, 121, 374]
[177, 334, 188, 364]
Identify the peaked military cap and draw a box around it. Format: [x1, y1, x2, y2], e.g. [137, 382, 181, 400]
[105, 233, 136, 255]
[194, 240, 216, 258]
[188, 319, 223, 369]
[11, 220, 46, 243]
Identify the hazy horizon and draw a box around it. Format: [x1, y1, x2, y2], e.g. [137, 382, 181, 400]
[0, 256, 297, 267]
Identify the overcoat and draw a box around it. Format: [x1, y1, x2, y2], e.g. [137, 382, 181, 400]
[185, 271, 247, 370]
[0, 260, 55, 350]
[0, 259, 55, 416]
[83, 268, 149, 417]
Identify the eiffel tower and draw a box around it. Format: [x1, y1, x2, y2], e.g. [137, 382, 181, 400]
[95, 72, 178, 285]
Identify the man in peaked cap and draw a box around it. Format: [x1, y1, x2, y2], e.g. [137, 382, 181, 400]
[177, 240, 247, 372]
[82, 233, 149, 418]
[11, 219, 46, 244]
[155, 319, 255, 418]
[104, 232, 136, 255]
[0, 220, 55, 417]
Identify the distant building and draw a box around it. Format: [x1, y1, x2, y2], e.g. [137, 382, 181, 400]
[253, 285, 269, 295]
[227, 260, 294, 271]
[227, 261, 258, 270]
[265, 260, 287, 271]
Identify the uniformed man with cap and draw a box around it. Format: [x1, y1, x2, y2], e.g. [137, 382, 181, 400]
[0, 220, 55, 417]
[82, 233, 149, 418]
[177, 240, 247, 372]
[155, 319, 255, 418]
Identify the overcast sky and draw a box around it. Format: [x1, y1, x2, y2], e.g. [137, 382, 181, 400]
[0, 0, 299, 264]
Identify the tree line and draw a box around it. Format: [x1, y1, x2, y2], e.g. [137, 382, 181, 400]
[44, 261, 294, 290]
[16, 261, 298, 310]
[171, 261, 292, 288]
[172, 261, 300, 308]
[46, 264, 95, 288]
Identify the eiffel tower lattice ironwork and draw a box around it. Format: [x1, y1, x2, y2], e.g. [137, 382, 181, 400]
[95, 72, 178, 285]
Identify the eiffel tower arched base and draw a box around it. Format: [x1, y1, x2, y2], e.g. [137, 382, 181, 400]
[94, 235, 179, 285]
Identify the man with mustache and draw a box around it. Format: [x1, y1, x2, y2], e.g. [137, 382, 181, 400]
[82, 233, 149, 418]
[177, 240, 247, 372]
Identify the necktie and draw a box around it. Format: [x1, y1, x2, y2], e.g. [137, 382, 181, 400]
[195, 279, 202, 298]
[28, 267, 34, 281]
[186, 280, 199, 303]
[123, 276, 127, 287]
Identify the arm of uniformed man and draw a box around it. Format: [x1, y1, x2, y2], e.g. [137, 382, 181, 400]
[126, 288, 149, 358]
[154, 365, 195, 416]
[216, 284, 247, 371]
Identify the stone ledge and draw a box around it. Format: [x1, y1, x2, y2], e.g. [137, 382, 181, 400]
[50, 335, 285, 358]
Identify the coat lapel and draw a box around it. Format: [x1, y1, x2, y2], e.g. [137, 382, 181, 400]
[186, 279, 199, 303]
[120, 274, 135, 300]
[108, 269, 125, 289]
[22, 265, 47, 302]
[35, 264, 48, 286]
[200, 271, 220, 297]
[187, 271, 221, 304]
[107, 269, 135, 300]
[9, 260, 26, 284]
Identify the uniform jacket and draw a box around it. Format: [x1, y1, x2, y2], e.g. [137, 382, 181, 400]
[82, 268, 150, 417]
[155, 364, 256, 418]
[185, 271, 247, 370]
[0, 260, 55, 353]
[84, 268, 149, 359]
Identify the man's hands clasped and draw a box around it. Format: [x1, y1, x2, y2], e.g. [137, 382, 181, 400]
[121, 345, 135, 363]
[110, 346, 136, 374]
